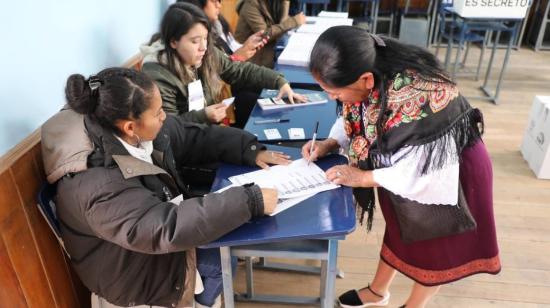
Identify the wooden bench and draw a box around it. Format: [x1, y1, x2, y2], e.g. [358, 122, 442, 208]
[0, 56, 143, 307]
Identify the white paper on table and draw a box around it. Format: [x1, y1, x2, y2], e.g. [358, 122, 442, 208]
[228, 158, 339, 199]
[288, 128, 305, 139]
[277, 33, 320, 67]
[298, 17, 354, 34]
[264, 128, 282, 140]
[270, 193, 315, 216]
[318, 11, 349, 18]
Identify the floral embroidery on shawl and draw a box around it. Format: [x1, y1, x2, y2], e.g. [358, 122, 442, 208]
[344, 71, 459, 167]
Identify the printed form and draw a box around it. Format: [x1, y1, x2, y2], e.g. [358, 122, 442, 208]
[229, 159, 339, 215]
[171, 159, 339, 216]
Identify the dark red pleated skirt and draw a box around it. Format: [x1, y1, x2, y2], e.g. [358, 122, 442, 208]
[378, 141, 501, 286]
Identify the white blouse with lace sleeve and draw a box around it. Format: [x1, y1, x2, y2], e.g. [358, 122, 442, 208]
[328, 117, 349, 150]
[372, 136, 460, 206]
[328, 118, 459, 205]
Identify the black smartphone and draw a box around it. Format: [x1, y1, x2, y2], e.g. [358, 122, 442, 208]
[261, 30, 271, 40]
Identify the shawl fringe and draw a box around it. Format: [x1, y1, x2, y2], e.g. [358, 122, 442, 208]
[371, 108, 484, 176]
[357, 108, 484, 231]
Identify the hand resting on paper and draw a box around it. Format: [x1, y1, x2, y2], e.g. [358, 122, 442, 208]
[276, 83, 307, 104]
[260, 188, 278, 215]
[325, 164, 379, 188]
[255, 150, 291, 169]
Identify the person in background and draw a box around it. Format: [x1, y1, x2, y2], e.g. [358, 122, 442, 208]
[42, 67, 291, 307]
[178, 0, 266, 62]
[234, 0, 306, 68]
[176, 0, 270, 128]
[141, 3, 304, 127]
[302, 26, 501, 308]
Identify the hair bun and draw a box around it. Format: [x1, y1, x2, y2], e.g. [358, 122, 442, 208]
[65, 74, 97, 114]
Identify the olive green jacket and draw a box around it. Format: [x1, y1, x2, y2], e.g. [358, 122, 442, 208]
[235, 0, 300, 68]
[141, 45, 288, 124]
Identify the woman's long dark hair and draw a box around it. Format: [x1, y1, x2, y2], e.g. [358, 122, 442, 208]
[309, 26, 453, 150]
[149, 3, 221, 99]
[177, 0, 232, 48]
[65, 68, 155, 135]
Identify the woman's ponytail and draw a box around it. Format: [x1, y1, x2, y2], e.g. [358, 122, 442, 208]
[65, 74, 99, 115]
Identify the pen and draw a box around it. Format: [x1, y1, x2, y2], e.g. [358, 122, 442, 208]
[254, 118, 290, 124]
[308, 121, 319, 165]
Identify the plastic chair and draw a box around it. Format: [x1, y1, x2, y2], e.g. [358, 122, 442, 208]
[37, 182, 70, 258]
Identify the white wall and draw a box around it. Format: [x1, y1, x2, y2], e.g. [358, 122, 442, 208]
[0, 0, 166, 155]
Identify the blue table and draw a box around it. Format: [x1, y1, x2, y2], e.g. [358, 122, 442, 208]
[203, 146, 356, 307]
[244, 89, 338, 143]
[276, 63, 318, 88]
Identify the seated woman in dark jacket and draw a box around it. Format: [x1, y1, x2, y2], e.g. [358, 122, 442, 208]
[140, 3, 304, 127]
[41, 67, 290, 307]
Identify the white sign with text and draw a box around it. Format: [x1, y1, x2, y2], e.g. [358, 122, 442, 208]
[453, 0, 530, 18]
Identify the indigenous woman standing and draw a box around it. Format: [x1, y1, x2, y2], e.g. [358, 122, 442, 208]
[302, 26, 501, 308]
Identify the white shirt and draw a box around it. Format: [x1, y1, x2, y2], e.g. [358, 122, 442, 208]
[328, 118, 459, 205]
[114, 135, 154, 164]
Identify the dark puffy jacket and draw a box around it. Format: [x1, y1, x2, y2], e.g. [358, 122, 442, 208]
[41, 111, 265, 307]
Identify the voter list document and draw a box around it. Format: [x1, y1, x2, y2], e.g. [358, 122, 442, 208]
[228, 159, 340, 215]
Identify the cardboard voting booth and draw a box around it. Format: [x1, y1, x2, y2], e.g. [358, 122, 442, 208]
[453, 0, 530, 18]
[521, 96, 550, 179]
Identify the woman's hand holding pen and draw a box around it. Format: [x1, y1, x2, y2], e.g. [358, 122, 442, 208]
[260, 188, 278, 215]
[255, 150, 291, 169]
[205, 103, 228, 123]
[301, 138, 339, 162]
[277, 83, 307, 104]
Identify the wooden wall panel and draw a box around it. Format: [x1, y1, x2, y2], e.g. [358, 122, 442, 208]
[0, 132, 88, 308]
[0, 226, 27, 308]
[2, 197, 56, 307]
[31, 143, 46, 184]
[11, 150, 41, 209]
[12, 150, 80, 308]
[0, 170, 18, 221]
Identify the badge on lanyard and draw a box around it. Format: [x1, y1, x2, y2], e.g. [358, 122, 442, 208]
[188, 79, 206, 111]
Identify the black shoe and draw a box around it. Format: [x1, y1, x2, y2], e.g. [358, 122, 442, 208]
[337, 285, 390, 308]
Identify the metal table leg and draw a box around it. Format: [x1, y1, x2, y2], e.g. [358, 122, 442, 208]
[480, 21, 520, 104]
[372, 0, 380, 33]
[321, 239, 339, 308]
[444, 14, 456, 70]
[337, 0, 344, 12]
[451, 22, 467, 81]
[220, 247, 235, 308]
[428, 0, 439, 46]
